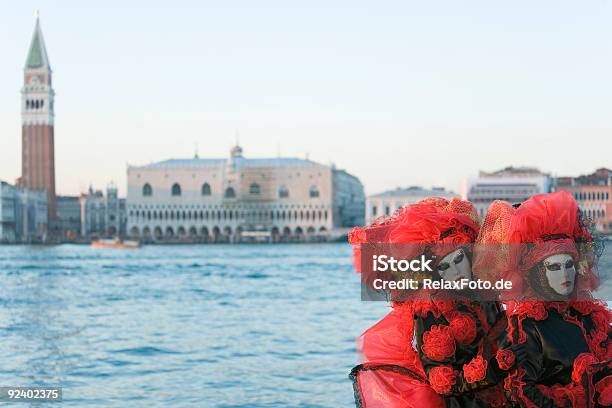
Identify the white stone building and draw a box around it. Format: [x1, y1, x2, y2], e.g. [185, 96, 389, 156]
[0, 181, 48, 243]
[126, 146, 365, 242]
[80, 184, 127, 238]
[466, 166, 552, 217]
[366, 186, 458, 224]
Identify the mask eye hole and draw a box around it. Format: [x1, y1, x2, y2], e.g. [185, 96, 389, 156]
[453, 251, 464, 265]
[437, 262, 450, 272]
[565, 259, 575, 269]
[545, 262, 561, 272]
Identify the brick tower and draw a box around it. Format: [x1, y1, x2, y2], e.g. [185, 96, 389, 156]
[20, 15, 56, 223]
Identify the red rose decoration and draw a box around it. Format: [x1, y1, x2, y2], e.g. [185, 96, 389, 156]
[428, 365, 457, 394]
[422, 325, 456, 361]
[449, 313, 477, 345]
[496, 348, 515, 371]
[571, 353, 598, 384]
[526, 302, 548, 321]
[463, 355, 488, 384]
[433, 300, 455, 315]
[595, 375, 612, 406]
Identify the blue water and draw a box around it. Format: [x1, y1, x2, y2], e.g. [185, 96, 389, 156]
[0, 243, 609, 407]
[0, 244, 386, 407]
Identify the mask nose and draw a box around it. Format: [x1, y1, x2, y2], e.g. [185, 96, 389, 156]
[562, 264, 573, 281]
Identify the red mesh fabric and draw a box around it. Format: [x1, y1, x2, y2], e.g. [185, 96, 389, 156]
[349, 197, 480, 273]
[474, 191, 599, 298]
[354, 365, 446, 408]
[389, 198, 480, 249]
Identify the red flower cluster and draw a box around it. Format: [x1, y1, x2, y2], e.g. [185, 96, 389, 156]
[463, 355, 488, 384]
[448, 313, 477, 345]
[495, 348, 515, 371]
[422, 325, 456, 361]
[571, 353, 598, 384]
[428, 365, 457, 394]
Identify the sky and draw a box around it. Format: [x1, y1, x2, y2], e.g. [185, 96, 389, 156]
[0, 1, 611, 197]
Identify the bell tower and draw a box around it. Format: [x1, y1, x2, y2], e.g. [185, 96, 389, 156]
[20, 14, 56, 222]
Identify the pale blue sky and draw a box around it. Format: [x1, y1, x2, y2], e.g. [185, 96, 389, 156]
[1, 1, 611, 196]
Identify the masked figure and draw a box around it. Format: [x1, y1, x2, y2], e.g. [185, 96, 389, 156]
[475, 191, 611, 407]
[349, 197, 509, 407]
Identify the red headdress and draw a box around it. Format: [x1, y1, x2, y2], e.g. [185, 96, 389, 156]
[474, 191, 599, 301]
[388, 197, 480, 259]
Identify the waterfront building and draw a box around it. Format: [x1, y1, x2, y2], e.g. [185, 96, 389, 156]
[80, 184, 127, 238]
[554, 168, 612, 234]
[18, 16, 56, 225]
[466, 166, 551, 217]
[366, 186, 457, 224]
[126, 145, 365, 242]
[56, 196, 82, 240]
[0, 181, 48, 243]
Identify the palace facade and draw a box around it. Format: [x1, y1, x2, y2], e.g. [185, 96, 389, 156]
[126, 146, 364, 242]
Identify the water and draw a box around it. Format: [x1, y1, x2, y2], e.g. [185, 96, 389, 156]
[0, 243, 609, 407]
[0, 244, 386, 407]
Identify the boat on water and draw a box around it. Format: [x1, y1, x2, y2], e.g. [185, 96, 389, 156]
[91, 238, 141, 249]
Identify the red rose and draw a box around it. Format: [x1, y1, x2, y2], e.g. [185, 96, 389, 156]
[526, 302, 548, 321]
[449, 313, 477, 345]
[496, 348, 515, 371]
[572, 353, 598, 384]
[595, 375, 612, 406]
[463, 355, 488, 384]
[422, 325, 456, 361]
[428, 365, 457, 394]
[433, 300, 455, 315]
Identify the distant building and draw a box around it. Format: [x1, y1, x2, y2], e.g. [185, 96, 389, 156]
[56, 196, 81, 240]
[366, 186, 458, 224]
[555, 168, 612, 234]
[126, 145, 365, 242]
[466, 166, 552, 217]
[332, 167, 366, 228]
[0, 181, 48, 243]
[80, 184, 127, 238]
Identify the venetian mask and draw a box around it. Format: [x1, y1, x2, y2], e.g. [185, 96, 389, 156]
[436, 248, 472, 282]
[542, 253, 576, 296]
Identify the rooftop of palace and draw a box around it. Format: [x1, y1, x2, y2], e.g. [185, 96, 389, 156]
[131, 157, 321, 170]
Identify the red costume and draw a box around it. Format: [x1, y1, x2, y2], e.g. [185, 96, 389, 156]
[349, 198, 508, 407]
[476, 191, 611, 407]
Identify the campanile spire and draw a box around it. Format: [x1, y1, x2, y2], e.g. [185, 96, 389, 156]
[20, 14, 56, 224]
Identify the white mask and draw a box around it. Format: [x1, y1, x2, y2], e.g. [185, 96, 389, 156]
[436, 248, 472, 282]
[543, 253, 576, 296]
